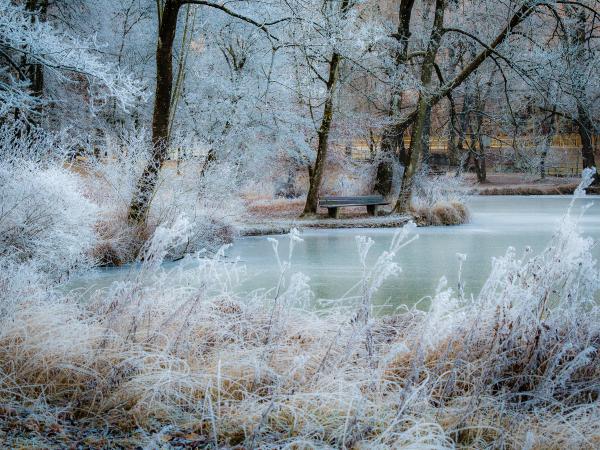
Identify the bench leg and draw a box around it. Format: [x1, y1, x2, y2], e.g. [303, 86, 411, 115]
[367, 205, 379, 216]
[327, 207, 340, 219]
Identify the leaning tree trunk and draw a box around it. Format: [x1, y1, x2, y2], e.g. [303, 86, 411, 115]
[128, 0, 180, 225]
[302, 52, 342, 215]
[394, 0, 446, 213]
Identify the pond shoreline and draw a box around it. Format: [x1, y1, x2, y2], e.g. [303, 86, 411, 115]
[472, 183, 579, 195]
[238, 188, 599, 237]
[239, 214, 413, 237]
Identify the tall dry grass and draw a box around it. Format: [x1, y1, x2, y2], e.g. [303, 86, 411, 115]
[411, 171, 471, 226]
[0, 174, 599, 448]
[80, 133, 239, 265]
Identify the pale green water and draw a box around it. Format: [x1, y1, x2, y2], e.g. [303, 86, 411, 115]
[69, 196, 600, 310]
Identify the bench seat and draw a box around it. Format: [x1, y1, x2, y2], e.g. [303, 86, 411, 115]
[318, 195, 389, 218]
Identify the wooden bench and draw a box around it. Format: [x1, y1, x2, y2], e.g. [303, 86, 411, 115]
[318, 195, 389, 218]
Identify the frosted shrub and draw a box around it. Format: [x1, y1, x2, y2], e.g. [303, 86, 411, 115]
[323, 149, 376, 197]
[85, 133, 238, 263]
[0, 160, 97, 279]
[80, 131, 151, 264]
[145, 159, 239, 259]
[410, 169, 470, 225]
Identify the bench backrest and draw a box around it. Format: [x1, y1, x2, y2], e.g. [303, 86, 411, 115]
[319, 195, 387, 206]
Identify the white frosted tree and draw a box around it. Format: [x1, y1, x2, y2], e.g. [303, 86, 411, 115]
[0, 0, 142, 125]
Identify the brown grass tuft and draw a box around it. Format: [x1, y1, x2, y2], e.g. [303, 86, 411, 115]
[410, 201, 470, 226]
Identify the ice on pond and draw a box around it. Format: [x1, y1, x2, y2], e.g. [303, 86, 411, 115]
[68, 196, 600, 312]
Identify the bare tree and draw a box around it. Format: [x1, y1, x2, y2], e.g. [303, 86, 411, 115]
[300, 0, 354, 216]
[127, 0, 282, 225]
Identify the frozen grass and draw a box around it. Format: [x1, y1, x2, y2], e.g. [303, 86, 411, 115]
[0, 172, 599, 448]
[477, 184, 578, 196]
[245, 196, 307, 219]
[80, 134, 239, 264]
[410, 201, 469, 226]
[411, 172, 470, 226]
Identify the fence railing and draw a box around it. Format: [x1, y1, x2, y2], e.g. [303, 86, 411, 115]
[346, 133, 598, 161]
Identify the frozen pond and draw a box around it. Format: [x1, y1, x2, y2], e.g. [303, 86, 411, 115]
[70, 196, 600, 311]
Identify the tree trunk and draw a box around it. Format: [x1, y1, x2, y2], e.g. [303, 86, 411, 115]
[302, 0, 350, 215]
[374, 122, 409, 196]
[454, 92, 473, 176]
[577, 104, 597, 174]
[421, 105, 433, 164]
[539, 108, 556, 179]
[445, 48, 461, 167]
[28, 0, 46, 100]
[473, 95, 487, 183]
[302, 51, 342, 215]
[394, 0, 446, 213]
[394, 101, 431, 212]
[473, 138, 487, 183]
[447, 102, 458, 166]
[22, 0, 47, 122]
[568, 8, 598, 184]
[374, 0, 415, 197]
[128, 0, 180, 225]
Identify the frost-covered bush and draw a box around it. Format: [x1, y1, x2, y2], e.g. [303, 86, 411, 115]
[161, 160, 240, 256]
[81, 132, 151, 265]
[0, 161, 97, 278]
[0, 123, 98, 278]
[84, 133, 239, 264]
[410, 169, 470, 225]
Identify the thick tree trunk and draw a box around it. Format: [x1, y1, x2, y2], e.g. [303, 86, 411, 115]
[394, 0, 446, 213]
[394, 101, 432, 212]
[128, 0, 180, 225]
[302, 52, 342, 215]
[374, 0, 415, 197]
[374, 122, 409, 196]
